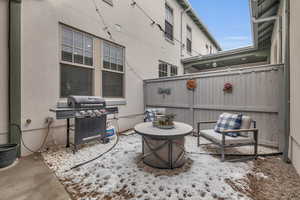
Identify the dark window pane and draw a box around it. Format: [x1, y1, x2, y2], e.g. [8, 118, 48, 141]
[103, 61, 110, 69]
[60, 64, 93, 97]
[187, 39, 192, 53]
[84, 57, 93, 66]
[165, 21, 173, 41]
[84, 51, 93, 66]
[62, 45, 73, 62]
[102, 71, 123, 98]
[111, 62, 117, 71]
[74, 48, 83, 64]
[117, 65, 123, 72]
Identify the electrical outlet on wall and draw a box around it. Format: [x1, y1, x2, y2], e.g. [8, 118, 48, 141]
[45, 117, 54, 124]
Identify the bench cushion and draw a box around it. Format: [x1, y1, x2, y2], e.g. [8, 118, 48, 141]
[200, 129, 255, 145]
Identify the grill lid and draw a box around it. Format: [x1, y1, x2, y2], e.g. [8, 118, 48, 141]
[68, 96, 106, 108]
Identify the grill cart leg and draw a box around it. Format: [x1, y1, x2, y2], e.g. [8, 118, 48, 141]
[66, 119, 70, 148]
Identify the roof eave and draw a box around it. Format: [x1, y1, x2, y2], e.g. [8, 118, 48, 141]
[176, 0, 222, 51]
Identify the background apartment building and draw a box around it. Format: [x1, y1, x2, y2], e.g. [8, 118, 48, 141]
[0, 0, 220, 155]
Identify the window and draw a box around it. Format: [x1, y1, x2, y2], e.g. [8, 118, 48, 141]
[102, 42, 124, 98]
[159, 62, 168, 77]
[60, 26, 94, 98]
[159, 61, 178, 77]
[60, 64, 93, 97]
[102, 71, 123, 97]
[61, 26, 93, 66]
[103, 0, 113, 6]
[165, 4, 174, 41]
[206, 44, 209, 54]
[209, 45, 212, 54]
[186, 26, 192, 54]
[170, 65, 178, 76]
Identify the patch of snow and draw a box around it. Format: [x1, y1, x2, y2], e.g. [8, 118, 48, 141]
[43, 135, 252, 200]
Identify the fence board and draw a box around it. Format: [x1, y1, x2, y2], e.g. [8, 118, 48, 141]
[144, 64, 284, 148]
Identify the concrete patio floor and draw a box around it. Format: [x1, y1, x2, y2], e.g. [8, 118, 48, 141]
[0, 154, 70, 200]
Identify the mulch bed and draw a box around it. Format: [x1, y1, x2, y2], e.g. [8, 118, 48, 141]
[227, 157, 300, 200]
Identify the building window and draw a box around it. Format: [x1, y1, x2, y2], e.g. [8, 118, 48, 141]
[61, 26, 93, 66]
[210, 45, 212, 54]
[186, 26, 192, 54]
[103, 0, 113, 6]
[60, 64, 93, 97]
[159, 61, 178, 77]
[170, 65, 178, 76]
[102, 42, 124, 98]
[206, 44, 209, 54]
[165, 4, 174, 41]
[159, 62, 168, 77]
[60, 26, 94, 98]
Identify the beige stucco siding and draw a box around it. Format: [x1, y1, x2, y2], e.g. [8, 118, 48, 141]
[0, 0, 8, 144]
[290, 0, 300, 175]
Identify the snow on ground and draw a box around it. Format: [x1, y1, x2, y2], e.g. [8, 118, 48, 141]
[43, 134, 253, 200]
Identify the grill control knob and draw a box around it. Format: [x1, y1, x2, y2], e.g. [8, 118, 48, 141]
[94, 110, 102, 117]
[87, 110, 94, 117]
[80, 111, 86, 116]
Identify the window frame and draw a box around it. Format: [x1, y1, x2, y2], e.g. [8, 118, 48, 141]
[165, 3, 174, 42]
[170, 65, 178, 76]
[61, 26, 94, 67]
[59, 63, 94, 98]
[159, 61, 178, 78]
[101, 41, 125, 98]
[159, 62, 168, 78]
[59, 25, 95, 98]
[186, 25, 192, 54]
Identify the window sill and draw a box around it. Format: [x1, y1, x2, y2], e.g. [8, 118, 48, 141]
[60, 61, 94, 69]
[165, 37, 175, 45]
[105, 98, 127, 106]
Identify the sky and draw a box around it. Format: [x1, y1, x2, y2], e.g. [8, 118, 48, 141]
[189, 0, 253, 50]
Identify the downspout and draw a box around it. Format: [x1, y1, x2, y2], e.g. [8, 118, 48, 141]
[283, 0, 290, 162]
[180, 6, 191, 57]
[9, 0, 22, 156]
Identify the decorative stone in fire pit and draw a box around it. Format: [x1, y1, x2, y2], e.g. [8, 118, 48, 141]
[134, 122, 193, 169]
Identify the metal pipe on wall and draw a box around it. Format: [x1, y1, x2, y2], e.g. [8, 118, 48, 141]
[8, 0, 22, 156]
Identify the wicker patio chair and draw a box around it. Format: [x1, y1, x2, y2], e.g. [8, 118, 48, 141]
[197, 115, 258, 162]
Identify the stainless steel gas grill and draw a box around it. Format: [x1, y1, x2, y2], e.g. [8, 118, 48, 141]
[50, 96, 118, 153]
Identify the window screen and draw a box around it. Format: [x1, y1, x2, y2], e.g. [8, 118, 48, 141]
[102, 71, 124, 98]
[60, 64, 93, 97]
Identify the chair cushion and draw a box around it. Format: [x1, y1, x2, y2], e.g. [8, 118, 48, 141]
[214, 113, 243, 137]
[144, 108, 166, 122]
[200, 129, 255, 145]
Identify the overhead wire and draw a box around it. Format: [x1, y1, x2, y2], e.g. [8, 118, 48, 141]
[130, 0, 203, 56]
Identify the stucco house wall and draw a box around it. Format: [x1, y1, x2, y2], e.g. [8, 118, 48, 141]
[10, 0, 218, 155]
[289, 0, 300, 175]
[0, 0, 8, 145]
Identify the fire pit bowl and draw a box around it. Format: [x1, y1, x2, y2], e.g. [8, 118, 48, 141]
[0, 144, 18, 168]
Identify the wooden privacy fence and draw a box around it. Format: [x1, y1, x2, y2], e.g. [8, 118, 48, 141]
[144, 64, 284, 149]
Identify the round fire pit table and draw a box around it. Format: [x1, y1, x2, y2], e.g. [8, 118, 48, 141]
[134, 122, 193, 169]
